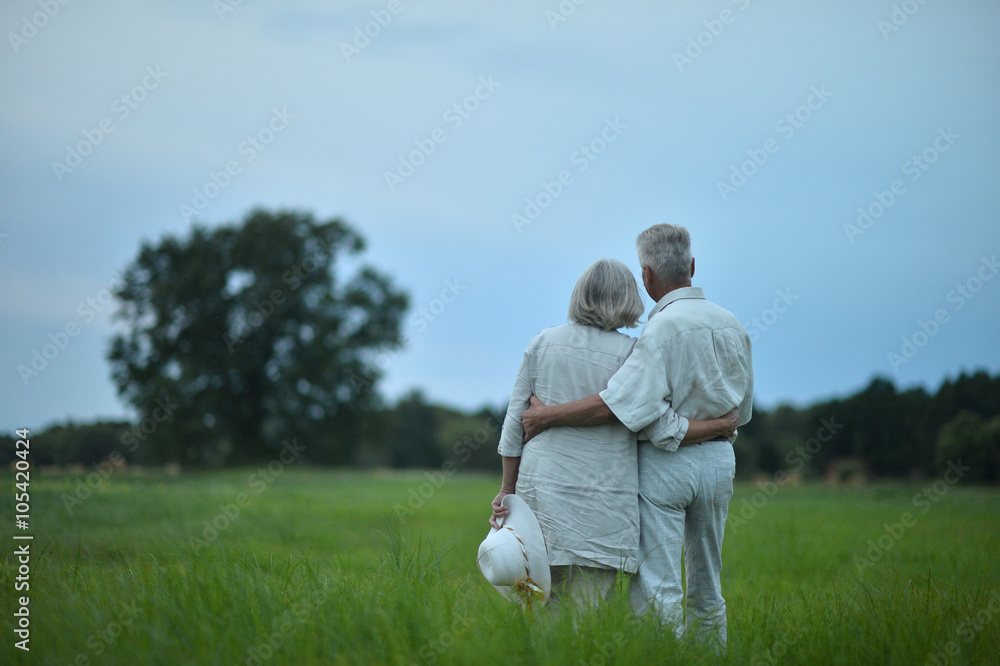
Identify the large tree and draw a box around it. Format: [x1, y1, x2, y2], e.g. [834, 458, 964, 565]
[108, 208, 408, 465]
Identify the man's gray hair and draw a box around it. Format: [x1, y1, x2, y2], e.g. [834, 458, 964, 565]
[636, 223, 692, 287]
[568, 258, 644, 331]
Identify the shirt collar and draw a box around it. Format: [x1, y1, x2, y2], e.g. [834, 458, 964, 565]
[649, 286, 705, 319]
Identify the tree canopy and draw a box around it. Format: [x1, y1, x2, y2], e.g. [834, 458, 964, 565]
[107, 208, 408, 465]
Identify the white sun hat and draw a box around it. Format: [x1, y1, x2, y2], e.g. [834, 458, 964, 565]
[477, 494, 550, 609]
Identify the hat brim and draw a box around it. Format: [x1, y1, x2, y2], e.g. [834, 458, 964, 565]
[488, 494, 550, 605]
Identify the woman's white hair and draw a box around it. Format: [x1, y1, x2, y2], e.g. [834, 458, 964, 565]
[636, 223, 692, 287]
[567, 258, 644, 331]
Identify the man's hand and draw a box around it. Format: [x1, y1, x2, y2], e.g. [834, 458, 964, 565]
[521, 395, 548, 443]
[489, 489, 514, 529]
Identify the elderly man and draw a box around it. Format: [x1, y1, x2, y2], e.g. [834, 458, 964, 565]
[521, 223, 753, 649]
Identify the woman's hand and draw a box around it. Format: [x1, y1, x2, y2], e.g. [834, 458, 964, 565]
[489, 489, 514, 529]
[718, 408, 739, 440]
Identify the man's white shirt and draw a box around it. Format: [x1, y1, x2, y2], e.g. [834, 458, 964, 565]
[602, 286, 753, 452]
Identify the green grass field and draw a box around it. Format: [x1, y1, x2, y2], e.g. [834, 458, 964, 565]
[2, 468, 999, 665]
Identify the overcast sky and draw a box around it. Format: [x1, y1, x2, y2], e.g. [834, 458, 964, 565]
[2, 0, 998, 432]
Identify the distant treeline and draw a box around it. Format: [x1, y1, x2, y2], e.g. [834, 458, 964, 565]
[734, 370, 1000, 483]
[3, 371, 998, 483]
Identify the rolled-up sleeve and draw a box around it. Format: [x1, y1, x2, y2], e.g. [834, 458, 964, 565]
[639, 404, 689, 452]
[600, 332, 670, 433]
[497, 347, 533, 457]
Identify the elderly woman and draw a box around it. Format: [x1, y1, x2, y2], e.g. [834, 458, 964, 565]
[490, 258, 735, 607]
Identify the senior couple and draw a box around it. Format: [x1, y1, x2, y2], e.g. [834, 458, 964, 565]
[489, 223, 752, 648]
